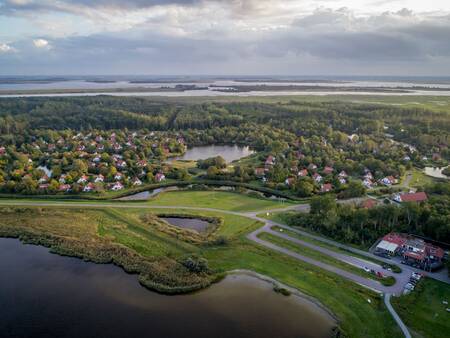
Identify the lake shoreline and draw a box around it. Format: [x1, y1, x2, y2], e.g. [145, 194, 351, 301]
[0, 236, 339, 333]
[0, 239, 340, 337]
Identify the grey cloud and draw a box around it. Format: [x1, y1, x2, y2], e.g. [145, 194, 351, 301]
[0, 0, 201, 15]
[1, 5, 450, 75]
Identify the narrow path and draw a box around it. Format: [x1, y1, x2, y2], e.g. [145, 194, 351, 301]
[384, 293, 412, 338]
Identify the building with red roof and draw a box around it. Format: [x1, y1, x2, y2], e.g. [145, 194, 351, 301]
[393, 192, 428, 203]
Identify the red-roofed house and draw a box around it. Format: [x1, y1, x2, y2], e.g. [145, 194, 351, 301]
[298, 169, 308, 177]
[265, 155, 275, 166]
[313, 173, 322, 183]
[375, 233, 407, 255]
[393, 192, 428, 203]
[254, 168, 265, 177]
[338, 170, 348, 178]
[323, 166, 334, 175]
[361, 199, 378, 209]
[155, 173, 166, 182]
[59, 184, 71, 192]
[285, 177, 295, 186]
[83, 183, 95, 192]
[320, 183, 333, 193]
[111, 182, 124, 191]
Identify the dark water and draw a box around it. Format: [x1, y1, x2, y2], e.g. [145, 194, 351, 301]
[161, 217, 210, 232]
[170, 145, 254, 163]
[0, 238, 335, 338]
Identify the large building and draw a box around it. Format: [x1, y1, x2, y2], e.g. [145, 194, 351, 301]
[374, 232, 445, 271]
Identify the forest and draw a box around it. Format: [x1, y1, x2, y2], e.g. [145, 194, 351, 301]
[0, 95, 448, 204]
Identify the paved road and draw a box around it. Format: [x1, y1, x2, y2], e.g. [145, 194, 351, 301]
[247, 218, 410, 294]
[385, 293, 412, 338]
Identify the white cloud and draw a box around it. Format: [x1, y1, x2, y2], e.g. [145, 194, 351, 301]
[0, 43, 16, 53]
[33, 38, 50, 48]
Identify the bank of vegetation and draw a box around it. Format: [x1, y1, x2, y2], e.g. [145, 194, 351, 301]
[281, 183, 450, 247]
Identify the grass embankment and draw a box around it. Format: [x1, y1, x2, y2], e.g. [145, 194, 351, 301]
[147, 190, 295, 212]
[271, 225, 402, 273]
[392, 278, 450, 338]
[204, 238, 402, 338]
[257, 232, 395, 286]
[0, 204, 403, 337]
[0, 207, 212, 293]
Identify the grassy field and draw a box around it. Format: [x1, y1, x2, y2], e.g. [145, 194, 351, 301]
[147, 190, 295, 211]
[142, 94, 450, 112]
[257, 232, 395, 286]
[392, 278, 450, 338]
[409, 168, 437, 188]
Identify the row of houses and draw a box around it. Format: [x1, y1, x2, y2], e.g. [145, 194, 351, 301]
[40, 172, 167, 193]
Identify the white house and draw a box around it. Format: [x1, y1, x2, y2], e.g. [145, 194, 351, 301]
[111, 182, 124, 191]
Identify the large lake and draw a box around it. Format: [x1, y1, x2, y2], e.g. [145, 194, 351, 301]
[170, 145, 255, 163]
[0, 238, 336, 338]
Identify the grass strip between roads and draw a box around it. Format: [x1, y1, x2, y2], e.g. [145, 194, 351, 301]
[271, 225, 402, 273]
[257, 232, 396, 286]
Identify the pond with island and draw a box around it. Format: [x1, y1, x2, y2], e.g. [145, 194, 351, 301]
[0, 238, 336, 338]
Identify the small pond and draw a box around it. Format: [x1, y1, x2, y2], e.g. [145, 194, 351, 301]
[169, 145, 254, 163]
[161, 217, 210, 232]
[118, 187, 179, 201]
[424, 166, 449, 179]
[0, 238, 336, 338]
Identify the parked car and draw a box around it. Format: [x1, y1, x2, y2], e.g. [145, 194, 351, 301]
[363, 267, 371, 273]
[405, 283, 415, 291]
[412, 272, 422, 280]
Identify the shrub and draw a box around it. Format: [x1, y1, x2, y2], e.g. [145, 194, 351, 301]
[180, 255, 209, 273]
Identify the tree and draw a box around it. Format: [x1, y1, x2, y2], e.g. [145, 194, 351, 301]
[206, 166, 219, 177]
[338, 181, 366, 199]
[295, 179, 314, 197]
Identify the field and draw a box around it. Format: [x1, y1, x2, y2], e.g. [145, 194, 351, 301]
[146, 190, 294, 212]
[392, 278, 450, 338]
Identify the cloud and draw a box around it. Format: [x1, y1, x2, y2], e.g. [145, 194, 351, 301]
[0, 43, 16, 53]
[33, 38, 50, 48]
[0, 2, 450, 75]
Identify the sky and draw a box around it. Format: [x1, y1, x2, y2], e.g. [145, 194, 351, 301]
[0, 0, 449, 76]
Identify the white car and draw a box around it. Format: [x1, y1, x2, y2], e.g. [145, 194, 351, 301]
[405, 283, 415, 291]
[363, 267, 371, 273]
[411, 272, 422, 280]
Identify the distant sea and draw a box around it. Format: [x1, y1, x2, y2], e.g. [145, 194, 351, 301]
[1, 75, 450, 97]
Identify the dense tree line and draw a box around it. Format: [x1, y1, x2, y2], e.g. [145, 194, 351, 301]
[284, 182, 450, 246]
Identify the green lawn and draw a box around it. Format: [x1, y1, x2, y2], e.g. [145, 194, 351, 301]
[410, 168, 436, 188]
[147, 190, 294, 211]
[392, 278, 450, 338]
